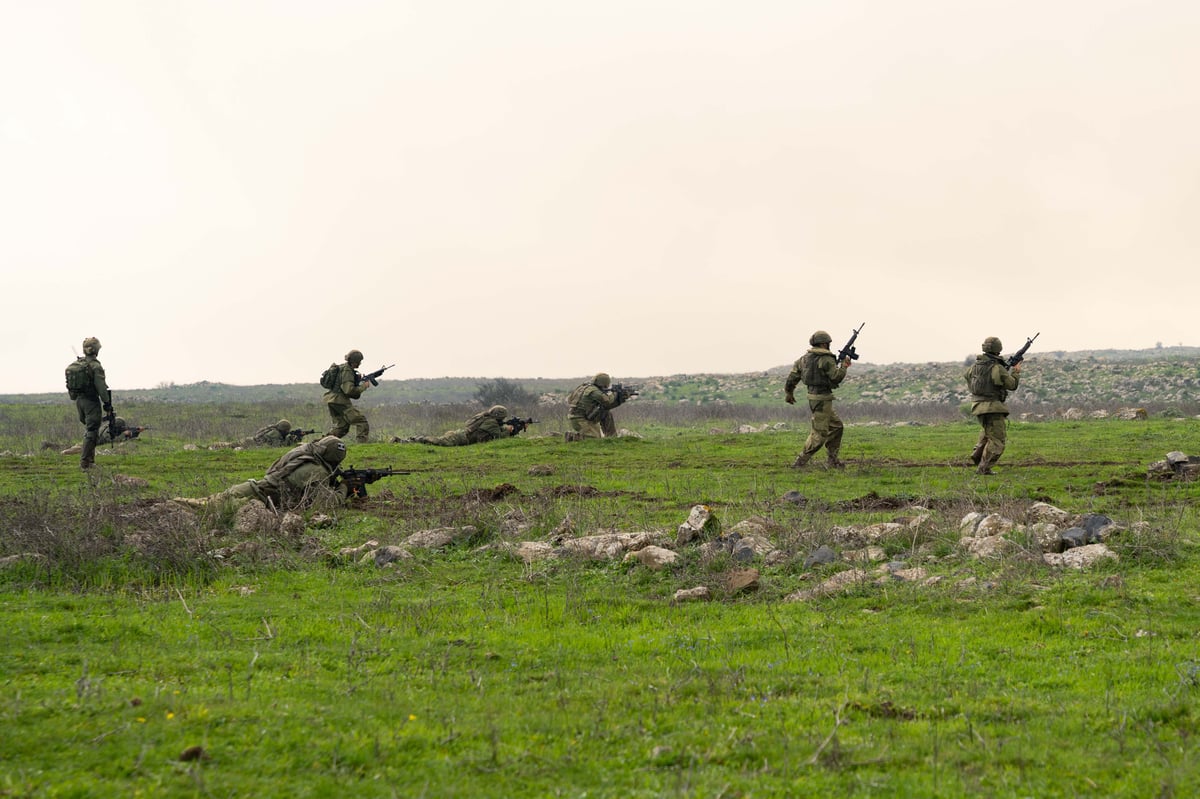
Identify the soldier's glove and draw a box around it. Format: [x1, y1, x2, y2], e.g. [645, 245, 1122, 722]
[785, 392, 795, 405]
[103, 403, 114, 413]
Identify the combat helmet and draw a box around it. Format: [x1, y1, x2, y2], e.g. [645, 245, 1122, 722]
[488, 405, 508, 420]
[982, 337, 1003, 355]
[82, 337, 101, 356]
[313, 435, 347, 466]
[593, 373, 612, 389]
[345, 350, 364, 367]
[809, 330, 832, 347]
[276, 419, 292, 433]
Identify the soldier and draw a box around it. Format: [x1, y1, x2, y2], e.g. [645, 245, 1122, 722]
[175, 435, 351, 510]
[65, 336, 113, 469]
[784, 330, 852, 468]
[399, 405, 518, 446]
[252, 419, 292, 446]
[566, 373, 625, 440]
[323, 350, 371, 443]
[964, 336, 1022, 475]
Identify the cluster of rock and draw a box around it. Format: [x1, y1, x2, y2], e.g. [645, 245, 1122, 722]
[1148, 451, 1200, 480]
[328, 497, 1128, 604]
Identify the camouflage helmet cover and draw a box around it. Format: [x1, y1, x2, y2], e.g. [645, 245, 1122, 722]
[593, 373, 612, 389]
[314, 435, 347, 466]
[114, 417, 126, 426]
[276, 419, 292, 433]
[345, 350, 364, 367]
[810, 330, 832, 347]
[488, 405, 508, 419]
[82, 337, 101, 356]
[982, 337, 1003, 355]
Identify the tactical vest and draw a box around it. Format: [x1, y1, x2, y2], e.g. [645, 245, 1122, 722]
[968, 359, 1006, 401]
[464, 412, 489, 434]
[801, 353, 833, 393]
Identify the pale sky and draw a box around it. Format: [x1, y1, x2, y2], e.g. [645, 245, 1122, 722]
[3, 1, 1197, 394]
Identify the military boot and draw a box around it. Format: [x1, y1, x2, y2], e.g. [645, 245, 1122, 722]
[827, 450, 845, 470]
[969, 443, 986, 466]
[976, 456, 998, 476]
[80, 439, 97, 470]
[790, 452, 812, 469]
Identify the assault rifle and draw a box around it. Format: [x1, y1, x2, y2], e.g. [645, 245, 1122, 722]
[334, 465, 411, 498]
[283, 428, 321, 444]
[611, 383, 641, 404]
[504, 417, 538, 435]
[356, 364, 395, 387]
[837, 323, 865, 363]
[104, 396, 118, 447]
[125, 426, 151, 439]
[1006, 332, 1040, 369]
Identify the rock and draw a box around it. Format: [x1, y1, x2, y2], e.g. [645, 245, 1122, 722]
[401, 526, 478, 550]
[371, 546, 411, 567]
[338, 540, 379, 558]
[843, 546, 887, 564]
[959, 535, 1020, 559]
[676, 504, 720, 545]
[785, 569, 871, 601]
[781, 490, 807, 505]
[722, 568, 760, 594]
[1043, 543, 1118, 569]
[233, 501, 277, 535]
[527, 464, 555, 476]
[1116, 407, 1148, 420]
[559, 532, 663, 560]
[1028, 502, 1072, 525]
[673, 586, 711, 603]
[803, 545, 838, 568]
[624, 545, 678, 569]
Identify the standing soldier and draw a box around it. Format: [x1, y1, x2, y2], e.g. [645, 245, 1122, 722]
[784, 330, 852, 468]
[964, 336, 1022, 475]
[65, 337, 113, 470]
[566, 373, 624, 440]
[323, 350, 372, 443]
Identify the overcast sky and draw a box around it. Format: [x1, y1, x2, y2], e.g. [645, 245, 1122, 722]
[3, 1, 1197, 394]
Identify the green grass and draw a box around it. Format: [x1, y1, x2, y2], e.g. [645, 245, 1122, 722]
[2, 412, 1200, 796]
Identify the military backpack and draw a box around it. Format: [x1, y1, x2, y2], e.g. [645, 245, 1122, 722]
[967, 359, 1005, 400]
[65, 357, 92, 399]
[319, 363, 341, 391]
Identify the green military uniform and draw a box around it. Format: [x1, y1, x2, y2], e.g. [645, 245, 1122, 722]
[410, 406, 513, 447]
[67, 337, 112, 469]
[252, 420, 292, 446]
[964, 337, 1021, 475]
[199, 436, 351, 510]
[324, 351, 370, 443]
[785, 331, 849, 468]
[567, 374, 622, 439]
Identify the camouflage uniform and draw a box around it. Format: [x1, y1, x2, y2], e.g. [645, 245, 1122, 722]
[964, 337, 1021, 475]
[68, 338, 112, 469]
[97, 417, 130, 446]
[410, 406, 513, 447]
[785, 332, 849, 468]
[197, 436, 351, 510]
[567, 375, 622, 439]
[324, 351, 370, 443]
[252, 420, 292, 446]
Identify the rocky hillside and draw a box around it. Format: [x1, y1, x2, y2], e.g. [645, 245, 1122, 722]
[6, 347, 1198, 412]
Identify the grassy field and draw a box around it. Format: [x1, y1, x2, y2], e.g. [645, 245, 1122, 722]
[2, 401, 1200, 797]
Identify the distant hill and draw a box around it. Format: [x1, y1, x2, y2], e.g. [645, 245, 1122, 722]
[5, 347, 1198, 410]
